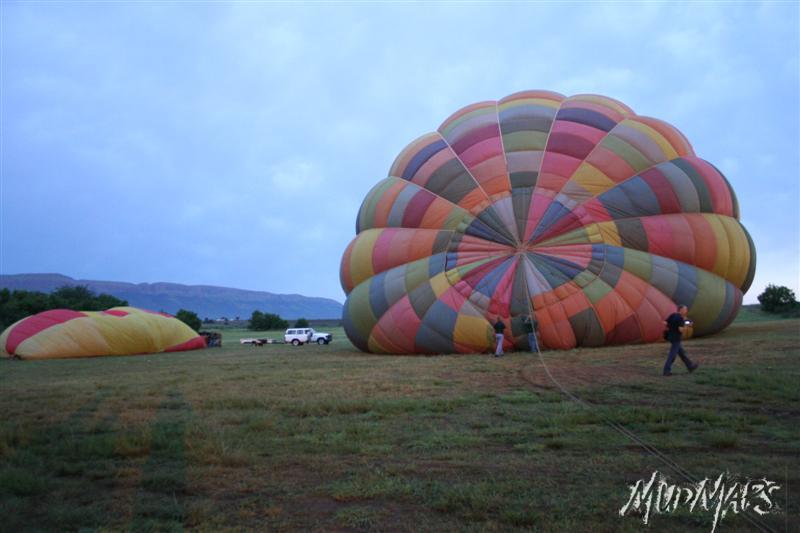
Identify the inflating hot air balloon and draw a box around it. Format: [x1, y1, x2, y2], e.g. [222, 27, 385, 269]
[1, 307, 206, 360]
[340, 90, 755, 354]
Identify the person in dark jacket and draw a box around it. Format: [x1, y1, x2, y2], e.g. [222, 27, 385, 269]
[522, 314, 539, 353]
[493, 317, 506, 357]
[663, 305, 699, 376]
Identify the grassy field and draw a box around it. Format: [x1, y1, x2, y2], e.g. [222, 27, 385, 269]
[734, 304, 797, 323]
[1, 318, 798, 532]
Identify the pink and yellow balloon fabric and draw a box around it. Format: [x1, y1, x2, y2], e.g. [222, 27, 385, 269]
[1, 307, 206, 359]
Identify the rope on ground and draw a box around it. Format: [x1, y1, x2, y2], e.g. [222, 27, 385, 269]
[519, 343, 779, 533]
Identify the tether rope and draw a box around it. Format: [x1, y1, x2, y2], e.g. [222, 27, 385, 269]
[519, 333, 779, 533]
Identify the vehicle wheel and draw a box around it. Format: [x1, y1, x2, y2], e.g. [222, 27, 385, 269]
[317, 338, 326, 345]
[292, 339, 300, 346]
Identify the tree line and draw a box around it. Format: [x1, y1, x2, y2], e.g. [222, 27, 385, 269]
[0, 285, 313, 333]
[246, 312, 309, 331]
[0, 286, 128, 331]
[6, 283, 794, 335]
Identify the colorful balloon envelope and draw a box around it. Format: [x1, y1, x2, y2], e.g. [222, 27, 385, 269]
[1, 307, 206, 360]
[340, 90, 755, 353]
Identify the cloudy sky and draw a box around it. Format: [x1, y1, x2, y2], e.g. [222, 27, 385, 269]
[2, 1, 797, 304]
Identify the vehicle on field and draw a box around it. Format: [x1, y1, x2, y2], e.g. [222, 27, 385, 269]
[284, 327, 333, 345]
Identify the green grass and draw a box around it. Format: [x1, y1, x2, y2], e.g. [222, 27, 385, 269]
[0, 320, 797, 531]
[733, 303, 796, 322]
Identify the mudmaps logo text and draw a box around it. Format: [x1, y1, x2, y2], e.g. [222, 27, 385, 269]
[619, 471, 781, 532]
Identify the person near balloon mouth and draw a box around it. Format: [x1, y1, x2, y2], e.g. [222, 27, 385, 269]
[522, 314, 540, 353]
[493, 317, 506, 357]
[663, 305, 699, 376]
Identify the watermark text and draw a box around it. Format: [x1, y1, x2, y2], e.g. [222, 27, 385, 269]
[619, 471, 781, 532]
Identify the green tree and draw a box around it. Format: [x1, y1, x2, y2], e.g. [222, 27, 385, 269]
[176, 309, 202, 332]
[48, 285, 93, 310]
[48, 285, 127, 311]
[0, 287, 128, 331]
[294, 318, 309, 328]
[93, 292, 128, 311]
[0, 289, 53, 331]
[271, 314, 289, 330]
[758, 284, 798, 314]
[249, 310, 265, 330]
[249, 310, 289, 330]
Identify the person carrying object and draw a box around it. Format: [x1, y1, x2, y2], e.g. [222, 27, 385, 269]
[662, 304, 699, 376]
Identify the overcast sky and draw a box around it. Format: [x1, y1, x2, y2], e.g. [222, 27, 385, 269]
[1, 1, 798, 304]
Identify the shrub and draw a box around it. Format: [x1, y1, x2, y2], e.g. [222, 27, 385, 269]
[248, 311, 289, 331]
[757, 284, 799, 314]
[175, 309, 202, 332]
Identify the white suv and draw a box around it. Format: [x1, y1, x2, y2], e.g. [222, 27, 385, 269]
[284, 327, 333, 345]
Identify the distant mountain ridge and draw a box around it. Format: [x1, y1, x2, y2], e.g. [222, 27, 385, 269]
[0, 274, 343, 320]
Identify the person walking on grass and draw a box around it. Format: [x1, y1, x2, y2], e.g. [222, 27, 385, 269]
[493, 317, 506, 357]
[522, 314, 540, 353]
[663, 304, 699, 376]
